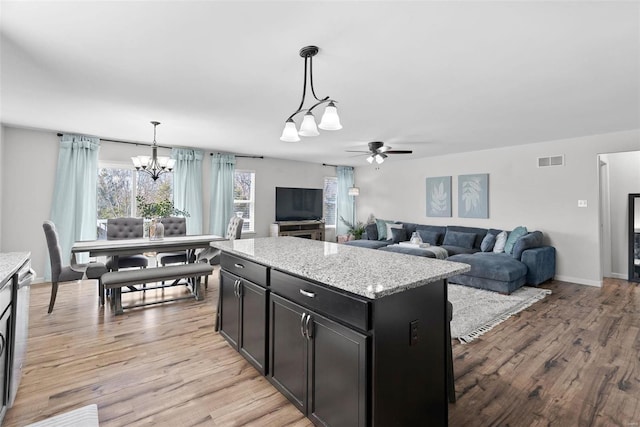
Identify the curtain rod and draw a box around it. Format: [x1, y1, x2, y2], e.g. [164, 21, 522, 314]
[209, 153, 264, 159]
[56, 132, 262, 158]
[322, 163, 338, 167]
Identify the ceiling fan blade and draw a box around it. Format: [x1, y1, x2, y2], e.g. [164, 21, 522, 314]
[345, 150, 371, 153]
[385, 150, 413, 154]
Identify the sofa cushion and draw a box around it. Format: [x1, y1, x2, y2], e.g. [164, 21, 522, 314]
[441, 245, 479, 256]
[512, 231, 543, 260]
[376, 219, 393, 240]
[449, 252, 528, 282]
[493, 231, 508, 253]
[344, 239, 392, 249]
[415, 225, 447, 244]
[364, 223, 378, 240]
[480, 233, 496, 252]
[390, 227, 407, 243]
[379, 245, 437, 258]
[504, 226, 528, 254]
[443, 230, 476, 249]
[418, 230, 441, 246]
[446, 225, 488, 249]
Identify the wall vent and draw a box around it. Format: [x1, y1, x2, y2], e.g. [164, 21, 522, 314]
[537, 155, 564, 168]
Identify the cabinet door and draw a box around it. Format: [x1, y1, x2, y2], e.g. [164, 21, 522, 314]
[269, 293, 308, 413]
[239, 280, 267, 374]
[219, 270, 240, 349]
[307, 312, 368, 427]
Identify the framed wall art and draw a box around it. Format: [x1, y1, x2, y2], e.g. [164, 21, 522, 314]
[458, 173, 489, 218]
[426, 176, 452, 217]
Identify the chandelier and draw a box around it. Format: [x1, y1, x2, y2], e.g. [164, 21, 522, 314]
[131, 121, 175, 181]
[280, 45, 342, 142]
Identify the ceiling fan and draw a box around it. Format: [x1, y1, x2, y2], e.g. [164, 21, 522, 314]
[346, 141, 413, 164]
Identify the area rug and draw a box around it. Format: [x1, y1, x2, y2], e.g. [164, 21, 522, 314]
[449, 284, 552, 343]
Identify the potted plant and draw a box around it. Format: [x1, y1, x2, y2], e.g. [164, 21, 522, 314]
[340, 216, 366, 240]
[136, 196, 189, 239]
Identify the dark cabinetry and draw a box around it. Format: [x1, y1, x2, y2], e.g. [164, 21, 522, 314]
[269, 293, 367, 427]
[219, 254, 268, 374]
[276, 221, 325, 241]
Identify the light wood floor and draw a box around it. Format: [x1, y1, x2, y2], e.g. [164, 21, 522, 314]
[3, 272, 639, 426]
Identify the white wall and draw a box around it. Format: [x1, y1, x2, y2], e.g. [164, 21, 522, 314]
[0, 126, 335, 279]
[0, 125, 4, 248]
[601, 151, 640, 278]
[354, 130, 640, 286]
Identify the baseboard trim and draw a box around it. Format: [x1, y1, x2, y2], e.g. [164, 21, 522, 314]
[554, 275, 602, 287]
[609, 272, 628, 280]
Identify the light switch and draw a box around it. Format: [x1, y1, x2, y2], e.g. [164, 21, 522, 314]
[578, 200, 588, 208]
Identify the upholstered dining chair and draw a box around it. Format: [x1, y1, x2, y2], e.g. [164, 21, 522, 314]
[198, 216, 244, 287]
[43, 221, 108, 313]
[157, 217, 194, 266]
[105, 217, 149, 271]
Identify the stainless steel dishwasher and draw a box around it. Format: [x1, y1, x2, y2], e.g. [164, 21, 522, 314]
[9, 260, 34, 407]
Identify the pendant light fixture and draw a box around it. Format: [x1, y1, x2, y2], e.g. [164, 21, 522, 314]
[131, 121, 175, 181]
[280, 45, 342, 142]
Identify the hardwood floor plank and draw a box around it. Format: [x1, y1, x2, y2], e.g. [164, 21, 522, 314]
[4, 273, 640, 426]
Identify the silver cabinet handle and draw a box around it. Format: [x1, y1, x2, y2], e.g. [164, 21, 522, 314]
[300, 313, 307, 339]
[299, 289, 315, 298]
[234, 263, 245, 269]
[305, 314, 313, 339]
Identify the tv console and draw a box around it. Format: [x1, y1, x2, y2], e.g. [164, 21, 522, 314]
[275, 220, 325, 241]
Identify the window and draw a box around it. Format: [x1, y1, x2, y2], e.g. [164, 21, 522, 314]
[96, 162, 173, 238]
[323, 176, 338, 227]
[234, 170, 255, 233]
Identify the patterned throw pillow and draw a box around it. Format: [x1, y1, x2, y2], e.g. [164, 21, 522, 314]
[493, 231, 509, 253]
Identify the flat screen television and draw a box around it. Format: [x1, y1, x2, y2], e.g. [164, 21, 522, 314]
[275, 187, 323, 222]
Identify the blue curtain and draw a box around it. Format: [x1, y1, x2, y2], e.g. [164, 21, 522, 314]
[47, 134, 100, 280]
[172, 148, 203, 234]
[336, 166, 355, 235]
[209, 154, 236, 236]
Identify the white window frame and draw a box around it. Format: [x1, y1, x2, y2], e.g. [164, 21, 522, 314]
[234, 169, 256, 233]
[97, 160, 138, 221]
[323, 176, 338, 228]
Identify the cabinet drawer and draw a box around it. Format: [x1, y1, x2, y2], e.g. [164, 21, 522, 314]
[271, 269, 369, 332]
[221, 253, 268, 287]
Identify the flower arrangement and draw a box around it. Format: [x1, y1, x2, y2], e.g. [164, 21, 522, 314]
[136, 196, 190, 219]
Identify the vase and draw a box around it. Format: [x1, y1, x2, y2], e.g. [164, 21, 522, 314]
[410, 231, 423, 245]
[149, 219, 165, 240]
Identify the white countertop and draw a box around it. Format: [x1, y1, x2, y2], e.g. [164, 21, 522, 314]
[211, 237, 470, 299]
[0, 252, 31, 288]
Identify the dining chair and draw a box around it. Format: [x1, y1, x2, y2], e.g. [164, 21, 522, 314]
[157, 217, 195, 266]
[43, 221, 108, 313]
[105, 217, 149, 270]
[198, 216, 244, 288]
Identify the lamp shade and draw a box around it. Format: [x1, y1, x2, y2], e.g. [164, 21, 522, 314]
[375, 153, 387, 164]
[318, 102, 342, 130]
[280, 119, 301, 142]
[298, 112, 320, 136]
[366, 155, 374, 164]
[348, 187, 360, 196]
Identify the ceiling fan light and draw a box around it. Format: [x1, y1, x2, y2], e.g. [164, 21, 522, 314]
[280, 119, 301, 142]
[298, 112, 320, 137]
[318, 102, 342, 130]
[366, 155, 374, 164]
[375, 153, 386, 164]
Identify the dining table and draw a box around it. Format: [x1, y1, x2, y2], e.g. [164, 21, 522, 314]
[71, 234, 225, 270]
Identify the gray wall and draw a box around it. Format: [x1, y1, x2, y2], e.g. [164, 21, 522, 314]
[0, 125, 4, 247]
[354, 129, 640, 286]
[601, 151, 640, 278]
[0, 126, 335, 281]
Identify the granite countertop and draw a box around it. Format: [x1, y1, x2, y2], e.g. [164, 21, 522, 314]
[0, 252, 31, 289]
[211, 237, 470, 299]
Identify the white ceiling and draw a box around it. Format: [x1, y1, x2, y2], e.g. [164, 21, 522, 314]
[1, 1, 638, 166]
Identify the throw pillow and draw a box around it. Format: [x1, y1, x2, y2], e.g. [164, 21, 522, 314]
[493, 231, 509, 253]
[480, 233, 496, 252]
[390, 227, 407, 243]
[386, 223, 403, 241]
[504, 226, 528, 254]
[364, 223, 378, 240]
[442, 230, 476, 249]
[375, 219, 393, 240]
[511, 231, 543, 260]
[418, 230, 441, 246]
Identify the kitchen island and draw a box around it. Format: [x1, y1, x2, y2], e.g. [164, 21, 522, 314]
[212, 237, 470, 427]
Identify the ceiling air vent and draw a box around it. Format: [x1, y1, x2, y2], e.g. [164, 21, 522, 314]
[537, 155, 564, 168]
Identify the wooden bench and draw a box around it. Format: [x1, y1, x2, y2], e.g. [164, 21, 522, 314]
[101, 263, 213, 315]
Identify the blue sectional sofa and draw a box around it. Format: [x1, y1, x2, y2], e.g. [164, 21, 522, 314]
[344, 221, 555, 294]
